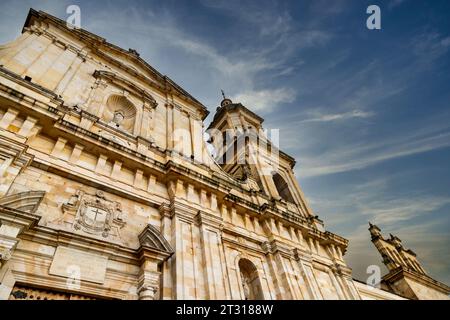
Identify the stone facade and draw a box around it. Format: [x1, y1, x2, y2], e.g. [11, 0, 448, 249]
[0, 9, 447, 300]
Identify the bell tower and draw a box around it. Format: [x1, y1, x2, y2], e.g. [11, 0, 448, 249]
[207, 93, 317, 220]
[369, 223, 450, 300]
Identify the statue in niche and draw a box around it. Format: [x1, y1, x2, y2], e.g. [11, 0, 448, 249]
[112, 110, 125, 128]
[240, 271, 251, 300]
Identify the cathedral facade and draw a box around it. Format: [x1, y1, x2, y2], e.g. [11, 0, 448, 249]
[0, 9, 448, 300]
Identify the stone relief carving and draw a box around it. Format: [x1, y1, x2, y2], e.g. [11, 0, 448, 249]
[242, 177, 260, 192]
[138, 285, 158, 300]
[111, 110, 125, 127]
[0, 248, 12, 266]
[240, 164, 261, 192]
[54, 190, 126, 239]
[240, 270, 251, 300]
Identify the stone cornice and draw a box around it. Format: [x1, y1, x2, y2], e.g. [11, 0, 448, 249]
[221, 231, 267, 255]
[55, 118, 166, 170]
[29, 153, 166, 208]
[20, 225, 139, 264]
[0, 134, 34, 169]
[0, 66, 63, 105]
[262, 240, 294, 258]
[79, 110, 100, 122]
[293, 247, 312, 262]
[168, 200, 199, 222]
[158, 202, 171, 218]
[225, 193, 261, 212]
[383, 267, 450, 295]
[195, 210, 223, 229]
[0, 206, 41, 231]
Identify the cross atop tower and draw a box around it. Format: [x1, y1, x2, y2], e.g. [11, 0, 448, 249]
[219, 89, 232, 107]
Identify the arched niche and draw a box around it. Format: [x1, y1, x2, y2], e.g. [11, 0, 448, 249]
[272, 172, 295, 203]
[238, 258, 264, 300]
[103, 94, 137, 133]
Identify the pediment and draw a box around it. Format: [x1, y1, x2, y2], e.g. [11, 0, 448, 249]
[93, 70, 157, 107]
[24, 9, 209, 120]
[138, 224, 173, 255]
[0, 191, 45, 214]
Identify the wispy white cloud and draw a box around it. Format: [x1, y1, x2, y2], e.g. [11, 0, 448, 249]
[300, 110, 374, 123]
[234, 88, 297, 113]
[358, 196, 450, 225]
[197, 0, 333, 110]
[411, 31, 450, 68]
[297, 130, 450, 178]
[82, 1, 326, 113]
[199, 0, 293, 39]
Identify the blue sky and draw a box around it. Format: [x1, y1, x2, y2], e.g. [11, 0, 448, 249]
[1, 0, 449, 285]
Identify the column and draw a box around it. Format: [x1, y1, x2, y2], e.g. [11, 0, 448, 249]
[166, 103, 174, 151]
[263, 241, 297, 300]
[137, 260, 161, 300]
[293, 249, 323, 300]
[196, 211, 228, 299]
[139, 101, 154, 140]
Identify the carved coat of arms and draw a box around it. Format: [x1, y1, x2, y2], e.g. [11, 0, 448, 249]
[57, 190, 126, 238]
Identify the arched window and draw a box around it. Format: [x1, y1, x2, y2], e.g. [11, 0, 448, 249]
[272, 172, 295, 203]
[238, 258, 264, 300]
